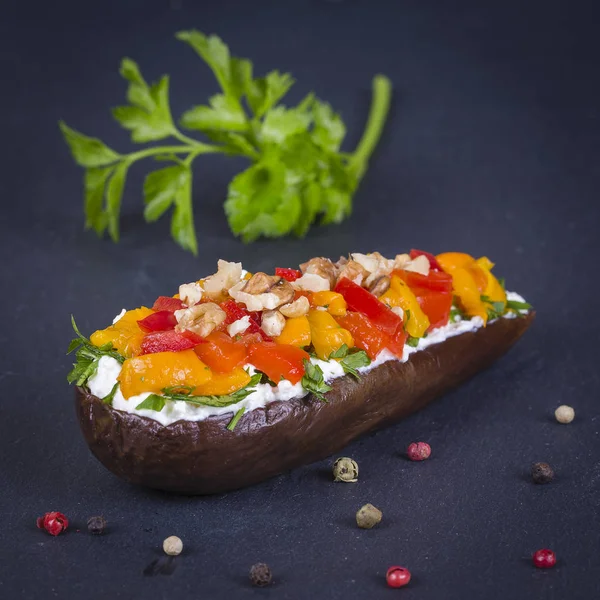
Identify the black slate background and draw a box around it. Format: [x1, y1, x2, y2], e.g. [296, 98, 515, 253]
[2, 1, 600, 598]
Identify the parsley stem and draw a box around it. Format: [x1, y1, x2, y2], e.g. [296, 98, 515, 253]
[349, 74, 392, 179]
[126, 142, 222, 163]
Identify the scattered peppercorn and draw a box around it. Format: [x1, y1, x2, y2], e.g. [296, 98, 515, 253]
[87, 515, 107, 535]
[163, 536, 183, 556]
[356, 503, 382, 529]
[249, 563, 273, 587]
[531, 462, 554, 484]
[36, 511, 69, 536]
[555, 405, 575, 424]
[533, 548, 556, 569]
[386, 566, 411, 588]
[333, 457, 359, 482]
[407, 441, 431, 461]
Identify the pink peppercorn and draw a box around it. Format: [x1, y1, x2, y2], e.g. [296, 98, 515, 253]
[37, 511, 69, 536]
[407, 442, 431, 461]
[533, 549, 556, 569]
[386, 566, 411, 588]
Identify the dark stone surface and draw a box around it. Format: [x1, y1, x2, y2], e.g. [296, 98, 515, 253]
[1, 0, 599, 598]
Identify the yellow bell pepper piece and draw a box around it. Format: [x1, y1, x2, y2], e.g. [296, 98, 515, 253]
[309, 291, 347, 316]
[90, 307, 154, 358]
[476, 257, 507, 306]
[274, 316, 312, 347]
[383, 276, 429, 338]
[193, 367, 250, 396]
[118, 349, 212, 399]
[307, 309, 354, 359]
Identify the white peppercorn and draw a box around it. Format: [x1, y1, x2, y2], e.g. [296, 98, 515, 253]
[554, 405, 575, 424]
[163, 535, 183, 556]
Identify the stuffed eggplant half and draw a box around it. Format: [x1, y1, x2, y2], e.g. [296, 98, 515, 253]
[69, 250, 533, 494]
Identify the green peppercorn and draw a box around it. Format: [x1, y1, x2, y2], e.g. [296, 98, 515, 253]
[333, 457, 359, 482]
[356, 503, 382, 529]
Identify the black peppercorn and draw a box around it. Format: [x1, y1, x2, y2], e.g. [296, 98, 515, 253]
[87, 515, 107, 535]
[531, 462, 554, 484]
[249, 563, 272, 587]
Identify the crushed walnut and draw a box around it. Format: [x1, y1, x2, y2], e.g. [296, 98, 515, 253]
[174, 303, 226, 337]
[229, 273, 295, 311]
[279, 295, 310, 318]
[299, 257, 337, 288]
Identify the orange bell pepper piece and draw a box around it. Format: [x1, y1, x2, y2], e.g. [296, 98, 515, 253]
[90, 307, 154, 358]
[193, 367, 251, 396]
[118, 349, 212, 399]
[274, 316, 312, 347]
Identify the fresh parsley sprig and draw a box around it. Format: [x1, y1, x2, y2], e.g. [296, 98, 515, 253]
[136, 373, 261, 412]
[327, 344, 371, 379]
[60, 31, 392, 253]
[66, 316, 123, 387]
[301, 360, 332, 402]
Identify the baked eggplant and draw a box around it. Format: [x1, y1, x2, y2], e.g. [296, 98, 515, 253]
[68, 250, 534, 494]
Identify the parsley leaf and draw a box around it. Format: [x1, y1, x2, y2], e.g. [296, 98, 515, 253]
[407, 336, 420, 348]
[328, 344, 349, 359]
[60, 31, 391, 251]
[340, 350, 371, 379]
[66, 316, 124, 387]
[136, 395, 166, 412]
[301, 360, 332, 402]
[112, 59, 176, 142]
[506, 299, 532, 311]
[102, 382, 119, 405]
[481, 295, 506, 320]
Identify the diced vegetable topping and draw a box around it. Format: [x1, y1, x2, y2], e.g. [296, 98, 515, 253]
[70, 249, 528, 413]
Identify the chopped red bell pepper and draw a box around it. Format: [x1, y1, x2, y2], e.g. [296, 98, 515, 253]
[152, 296, 186, 313]
[236, 332, 265, 346]
[220, 300, 270, 340]
[414, 288, 453, 330]
[247, 342, 310, 385]
[334, 278, 403, 337]
[386, 326, 408, 357]
[393, 268, 453, 293]
[275, 267, 302, 282]
[336, 312, 389, 360]
[140, 330, 202, 355]
[410, 249, 443, 271]
[137, 311, 178, 333]
[194, 332, 247, 373]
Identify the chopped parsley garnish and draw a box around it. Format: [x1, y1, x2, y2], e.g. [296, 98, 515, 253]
[406, 336, 420, 348]
[506, 299, 532, 311]
[66, 316, 123, 387]
[301, 360, 332, 402]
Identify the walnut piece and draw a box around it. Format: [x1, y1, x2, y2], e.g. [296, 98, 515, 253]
[368, 275, 390, 297]
[179, 282, 203, 307]
[299, 257, 337, 288]
[336, 260, 369, 286]
[279, 295, 310, 318]
[174, 302, 226, 337]
[203, 260, 242, 300]
[261, 310, 286, 337]
[229, 273, 295, 311]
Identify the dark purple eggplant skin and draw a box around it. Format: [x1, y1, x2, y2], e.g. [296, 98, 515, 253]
[75, 312, 534, 495]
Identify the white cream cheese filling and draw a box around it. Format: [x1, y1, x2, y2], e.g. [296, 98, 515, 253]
[87, 293, 528, 427]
